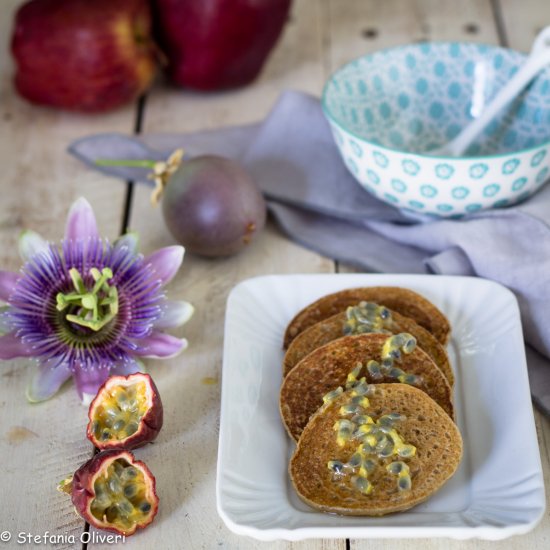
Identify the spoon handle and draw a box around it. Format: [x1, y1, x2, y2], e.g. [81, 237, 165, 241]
[445, 50, 550, 157]
[432, 25, 550, 157]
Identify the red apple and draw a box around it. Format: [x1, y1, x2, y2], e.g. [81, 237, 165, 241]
[152, 0, 292, 90]
[11, 0, 156, 112]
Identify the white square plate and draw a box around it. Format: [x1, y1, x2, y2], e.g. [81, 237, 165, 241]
[216, 274, 545, 541]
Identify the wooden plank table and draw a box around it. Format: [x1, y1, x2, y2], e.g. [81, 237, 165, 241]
[0, 1, 548, 549]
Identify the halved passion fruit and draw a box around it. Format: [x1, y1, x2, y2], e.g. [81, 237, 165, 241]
[61, 449, 159, 536]
[87, 373, 163, 450]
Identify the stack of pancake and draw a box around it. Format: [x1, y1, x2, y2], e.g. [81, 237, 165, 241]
[279, 287, 463, 516]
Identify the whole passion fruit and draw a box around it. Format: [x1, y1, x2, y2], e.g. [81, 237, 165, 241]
[60, 449, 159, 536]
[87, 373, 163, 451]
[161, 155, 266, 257]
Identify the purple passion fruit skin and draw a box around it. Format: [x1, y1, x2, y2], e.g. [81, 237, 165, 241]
[87, 373, 163, 451]
[70, 449, 159, 536]
[161, 155, 266, 257]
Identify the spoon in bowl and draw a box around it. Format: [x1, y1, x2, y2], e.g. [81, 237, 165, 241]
[430, 26, 550, 157]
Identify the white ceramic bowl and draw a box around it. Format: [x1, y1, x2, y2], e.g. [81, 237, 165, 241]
[322, 42, 550, 217]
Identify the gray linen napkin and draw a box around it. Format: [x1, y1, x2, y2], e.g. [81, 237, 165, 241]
[68, 90, 550, 417]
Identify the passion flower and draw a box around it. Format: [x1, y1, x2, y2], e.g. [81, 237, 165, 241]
[0, 198, 193, 403]
[59, 449, 159, 536]
[88, 373, 163, 450]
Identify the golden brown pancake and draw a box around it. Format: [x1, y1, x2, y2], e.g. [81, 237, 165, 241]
[284, 287, 451, 348]
[283, 308, 454, 386]
[290, 384, 462, 516]
[280, 333, 454, 441]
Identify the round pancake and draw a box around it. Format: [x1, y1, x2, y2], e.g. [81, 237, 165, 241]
[283, 287, 451, 348]
[280, 333, 454, 441]
[290, 384, 462, 516]
[284, 308, 454, 386]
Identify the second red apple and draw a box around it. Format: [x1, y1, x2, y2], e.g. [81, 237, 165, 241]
[152, 0, 292, 91]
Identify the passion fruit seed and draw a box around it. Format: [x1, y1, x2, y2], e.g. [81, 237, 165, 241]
[378, 413, 405, 429]
[116, 390, 127, 403]
[350, 379, 374, 397]
[124, 484, 138, 498]
[398, 476, 412, 491]
[397, 445, 416, 458]
[351, 414, 374, 425]
[346, 362, 363, 388]
[126, 423, 139, 436]
[333, 419, 356, 447]
[327, 460, 345, 474]
[388, 367, 402, 378]
[387, 461, 406, 475]
[386, 461, 412, 492]
[339, 403, 364, 416]
[352, 475, 373, 495]
[348, 452, 362, 468]
[363, 458, 377, 473]
[113, 419, 126, 431]
[366, 360, 383, 379]
[350, 395, 370, 408]
[322, 386, 344, 404]
[113, 461, 124, 476]
[121, 467, 138, 481]
[399, 373, 422, 385]
[381, 333, 417, 361]
[343, 302, 392, 337]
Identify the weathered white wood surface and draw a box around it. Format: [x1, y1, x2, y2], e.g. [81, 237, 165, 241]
[0, 0, 548, 549]
[0, 1, 132, 549]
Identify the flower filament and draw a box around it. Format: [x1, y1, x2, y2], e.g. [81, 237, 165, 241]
[56, 267, 118, 332]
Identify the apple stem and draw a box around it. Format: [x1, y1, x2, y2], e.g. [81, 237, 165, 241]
[96, 159, 157, 168]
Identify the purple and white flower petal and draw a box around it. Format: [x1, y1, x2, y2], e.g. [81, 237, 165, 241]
[0, 307, 11, 335]
[18, 229, 48, 262]
[113, 231, 139, 255]
[111, 358, 146, 377]
[134, 332, 188, 358]
[73, 363, 112, 404]
[0, 271, 19, 302]
[154, 300, 194, 329]
[144, 246, 185, 285]
[26, 361, 72, 403]
[0, 333, 33, 359]
[64, 197, 99, 241]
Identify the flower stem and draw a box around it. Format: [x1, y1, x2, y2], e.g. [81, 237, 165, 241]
[96, 159, 157, 168]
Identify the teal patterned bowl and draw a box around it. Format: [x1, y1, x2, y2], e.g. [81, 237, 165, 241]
[322, 42, 550, 217]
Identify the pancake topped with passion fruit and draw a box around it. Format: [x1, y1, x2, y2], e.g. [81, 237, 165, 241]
[280, 332, 454, 442]
[290, 383, 462, 516]
[283, 287, 451, 349]
[283, 301, 453, 386]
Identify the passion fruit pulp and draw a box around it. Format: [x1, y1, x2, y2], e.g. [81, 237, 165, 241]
[66, 449, 159, 536]
[87, 373, 163, 450]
